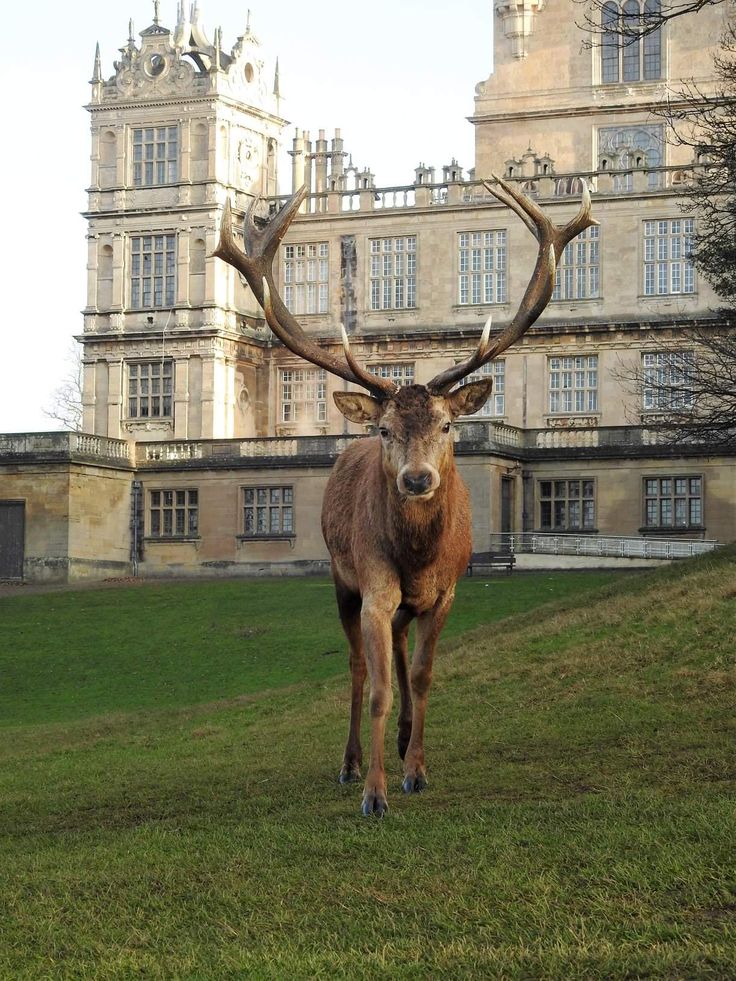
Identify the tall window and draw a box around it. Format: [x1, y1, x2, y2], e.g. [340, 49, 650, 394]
[458, 231, 507, 305]
[279, 368, 327, 423]
[601, 0, 662, 83]
[283, 243, 329, 315]
[539, 479, 596, 531]
[642, 351, 695, 411]
[458, 362, 505, 417]
[149, 489, 198, 538]
[133, 126, 178, 186]
[370, 237, 417, 310]
[243, 486, 294, 536]
[643, 220, 695, 296]
[368, 363, 415, 387]
[549, 356, 598, 414]
[553, 226, 600, 300]
[130, 234, 176, 308]
[644, 476, 702, 528]
[128, 361, 173, 419]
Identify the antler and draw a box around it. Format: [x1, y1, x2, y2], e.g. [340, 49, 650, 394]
[214, 186, 397, 400]
[427, 174, 598, 394]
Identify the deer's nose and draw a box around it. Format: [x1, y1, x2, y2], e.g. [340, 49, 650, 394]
[402, 470, 433, 495]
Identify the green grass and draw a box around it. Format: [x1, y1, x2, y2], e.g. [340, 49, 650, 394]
[0, 571, 618, 727]
[1, 559, 734, 979]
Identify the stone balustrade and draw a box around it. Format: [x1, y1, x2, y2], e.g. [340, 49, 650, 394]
[269, 166, 701, 219]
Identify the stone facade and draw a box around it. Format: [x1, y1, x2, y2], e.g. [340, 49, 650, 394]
[0, 0, 734, 582]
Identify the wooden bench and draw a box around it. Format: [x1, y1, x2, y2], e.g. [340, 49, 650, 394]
[466, 551, 516, 576]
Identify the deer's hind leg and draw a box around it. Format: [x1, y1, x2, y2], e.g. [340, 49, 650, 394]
[335, 584, 366, 785]
[392, 607, 414, 762]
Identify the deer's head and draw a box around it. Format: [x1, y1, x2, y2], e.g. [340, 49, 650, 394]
[333, 379, 492, 499]
[214, 179, 597, 501]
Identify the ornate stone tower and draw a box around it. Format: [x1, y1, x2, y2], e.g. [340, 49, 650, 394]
[473, 0, 722, 179]
[82, 2, 287, 440]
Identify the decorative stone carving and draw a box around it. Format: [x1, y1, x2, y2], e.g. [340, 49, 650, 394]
[495, 0, 547, 60]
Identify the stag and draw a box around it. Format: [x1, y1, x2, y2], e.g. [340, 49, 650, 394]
[215, 177, 596, 816]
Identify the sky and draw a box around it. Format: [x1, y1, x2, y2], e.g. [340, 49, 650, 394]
[0, 0, 494, 433]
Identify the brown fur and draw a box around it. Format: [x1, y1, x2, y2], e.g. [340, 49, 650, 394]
[322, 383, 490, 815]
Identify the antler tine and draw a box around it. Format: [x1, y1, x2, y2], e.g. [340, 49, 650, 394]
[340, 325, 398, 399]
[428, 176, 597, 394]
[214, 187, 394, 397]
[427, 315, 493, 394]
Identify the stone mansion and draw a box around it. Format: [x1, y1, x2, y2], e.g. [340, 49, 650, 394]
[0, 0, 733, 581]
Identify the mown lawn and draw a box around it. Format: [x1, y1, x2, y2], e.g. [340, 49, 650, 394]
[1, 559, 734, 979]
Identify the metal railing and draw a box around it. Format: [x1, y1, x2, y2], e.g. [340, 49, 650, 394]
[490, 532, 722, 560]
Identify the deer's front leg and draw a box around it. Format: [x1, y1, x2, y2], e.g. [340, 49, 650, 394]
[360, 590, 400, 817]
[403, 590, 455, 795]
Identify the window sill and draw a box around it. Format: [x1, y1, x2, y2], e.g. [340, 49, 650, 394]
[237, 534, 296, 544]
[639, 526, 705, 537]
[549, 296, 602, 304]
[144, 536, 200, 544]
[638, 293, 698, 301]
[452, 302, 511, 311]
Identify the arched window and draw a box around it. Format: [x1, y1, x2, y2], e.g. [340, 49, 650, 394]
[622, 1, 641, 81]
[643, 0, 662, 78]
[602, 2, 620, 82]
[600, 0, 661, 83]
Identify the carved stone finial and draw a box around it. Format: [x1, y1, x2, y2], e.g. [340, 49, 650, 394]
[92, 41, 102, 83]
[495, 0, 546, 60]
[153, 0, 160, 25]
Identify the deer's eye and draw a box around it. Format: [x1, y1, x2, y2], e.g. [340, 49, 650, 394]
[442, 422, 452, 434]
[379, 427, 390, 439]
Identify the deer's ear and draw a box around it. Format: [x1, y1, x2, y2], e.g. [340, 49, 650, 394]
[333, 391, 384, 424]
[447, 379, 494, 418]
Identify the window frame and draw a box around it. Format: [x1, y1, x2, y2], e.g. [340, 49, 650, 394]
[538, 478, 597, 533]
[147, 488, 199, 540]
[369, 236, 417, 311]
[642, 475, 704, 532]
[240, 485, 295, 539]
[129, 233, 177, 309]
[547, 355, 599, 415]
[598, 0, 663, 85]
[279, 366, 328, 424]
[552, 225, 600, 302]
[642, 219, 696, 297]
[457, 230, 508, 306]
[367, 363, 416, 387]
[126, 359, 174, 420]
[641, 350, 695, 413]
[132, 125, 179, 187]
[282, 242, 329, 316]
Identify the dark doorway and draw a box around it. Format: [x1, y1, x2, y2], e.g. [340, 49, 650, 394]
[500, 477, 514, 550]
[0, 502, 25, 580]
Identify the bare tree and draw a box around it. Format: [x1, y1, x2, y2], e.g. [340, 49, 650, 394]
[614, 325, 736, 447]
[576, 0, 726, 43]
[44, 342, 83, 432]
[578, 0, 736, 446]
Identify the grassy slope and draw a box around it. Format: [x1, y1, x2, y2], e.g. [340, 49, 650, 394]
[0, 559, 734, 979]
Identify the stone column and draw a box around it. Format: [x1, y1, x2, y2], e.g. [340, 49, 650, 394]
[174, 357, 190, 439]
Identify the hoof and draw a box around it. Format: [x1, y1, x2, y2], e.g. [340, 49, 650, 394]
[402, 774, 428, 794]
[361, 792, 388, 817]
[338, 763, 361, 784]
